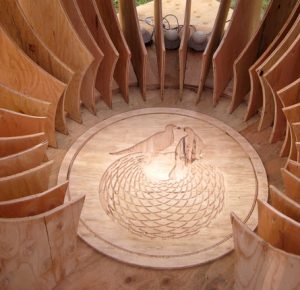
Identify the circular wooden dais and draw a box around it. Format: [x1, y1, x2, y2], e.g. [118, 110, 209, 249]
[59, 108, 268, 269]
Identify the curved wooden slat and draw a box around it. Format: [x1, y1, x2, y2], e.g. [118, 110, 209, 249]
[94, 0, 130, 103]
[212, 0, 261, 106]
[269, 185, 300, 223]
[277, 78, 300, 158]
[281, 168, 300, 203]
[0, 0, 73, 135]
[231, 213, 300, 290]
[264, 33, 300, 144]
[18, 0, 94, 122]
[0, 141, 48, 177]
[154, 0, 166, 99]
[282, 104, 300, 161]
[0, 160, 53, 201]
[0, 181, 68, 218]
[119, 0, 147, 100]
[257, 15, 300, 131]
[0, 133, 47, 158]
[0, 25, 65, 147]
[197, 0, 231, 100]
[178, 0, 191, 100]
[76, 0, 119, 108]
[257, 199, 300, 255]
[232, 0, 299, 116]
[0, 108, 46, 137]
[0, 195, 84, 289]
[286, 159, 300, 177]
[60, 0, 103, 115]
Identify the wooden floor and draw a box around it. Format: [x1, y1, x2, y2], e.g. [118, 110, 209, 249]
[49, 85, 285, 289]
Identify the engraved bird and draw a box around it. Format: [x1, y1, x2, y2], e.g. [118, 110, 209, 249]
[110, 124, 180, 157]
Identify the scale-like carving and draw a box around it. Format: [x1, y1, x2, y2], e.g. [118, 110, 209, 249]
[100, 125, 225, 239]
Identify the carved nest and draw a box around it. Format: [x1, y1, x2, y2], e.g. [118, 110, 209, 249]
[99, 154, 225, 239]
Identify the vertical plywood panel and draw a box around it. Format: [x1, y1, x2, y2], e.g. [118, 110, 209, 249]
[281, 168, 300, 203]
[212, 0, 261, 106]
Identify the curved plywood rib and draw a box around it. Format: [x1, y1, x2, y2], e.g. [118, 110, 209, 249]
[154, 0, 166, 99]
[0, 160, 53, 201]
[76, 0, 118, 108]
[18, 0, 94, 122]
[231, 213, 300, 290]
[281, 168, 300, 203]
[286, 159, 300, 177]
[0, 26, 65, 147]
[119, 0, 147, 100]
[0, 108, 46, 138]
[212, 0, 261, 106]
[60, 0, 103, 114]
[0, 141, 48, 177]
[0, 0, 73, 135]
[264, 33, 300, 144]
[257, 15, 300, 131]
[197, 0, 231, 100]
[269, 185, 300, 223]
[0, 133, 47, 158]
[278, 78, 300, 158]
[257, 199, 300, 255]
[0, 181, 68, 218]
[178, 0, 192, 100]
[0, 195, 84, 289]
[232, 0, 299, 116]
[282, 104, 300, 161]
[94, 0, 130, 103]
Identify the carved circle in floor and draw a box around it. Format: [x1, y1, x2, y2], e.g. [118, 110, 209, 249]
[59, 108, 268, 268]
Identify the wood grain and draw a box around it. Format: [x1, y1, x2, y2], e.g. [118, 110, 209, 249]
[0, 160, 53, 201]
[61, 0, 104, 115]
[264, 33, 300, 143]
[269, 185, 300, 223]
[76, 0, 119, 108]
[119, 0, 148, 100]
[0, 0, 73, 134]
[197, 0, 231, 100]
[257, 14, 300, 130]
[281, 168, 300, 203]
[0, 181, 68, 218]
[0, 133, 47, 158]
[232, 0, 299, 117]
[18, 0, 94, 122]
[154, 0, 166, 99]
[212, 0, 261, 106]
[94, 0, 130, 103]
[0, 24, 65, 147]
[232, 213, 300, 290]
[0, 141, 48, 177]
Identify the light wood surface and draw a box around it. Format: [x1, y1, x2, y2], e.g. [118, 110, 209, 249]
[18, 0, 94, 122]
[0, 181, 68, 218]
[197, 0, 231, 99]
[257, 14, 300, 131]
[231, 213, 300, 290]
[233, 0, 299, 118]
[0, 0, 73, 135]
[264, 33, 300, 144]
[212, 0, 261, 106]
[94, 0, 130, 103]
[269, 185, 300, 223]
[281, 168, 300, 204]
[0, 141, 48, 177]
[0, 25, 65, 147]
[178, 0, 192, 100]
[0, 160, 53, 201]
[61, 0, 104, 115]
[0, 195, 84, 290]
[292, 123, 300, 162]
[58, 108, 267, 268]
[0, 108, 46, 138]
[154, 0, 166, 99]
[257, 199, 300, 255]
